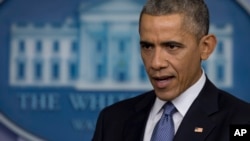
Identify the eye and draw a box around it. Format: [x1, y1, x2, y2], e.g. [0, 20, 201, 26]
[168, 44, 177, 49]
[164, 42, 182, 50]
[140, 42, 153, 50]
[141, 44, 151, 49]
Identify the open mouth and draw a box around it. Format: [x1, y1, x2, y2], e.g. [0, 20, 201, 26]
[154, 76, 174, 80]
[152, 76, 175, 88]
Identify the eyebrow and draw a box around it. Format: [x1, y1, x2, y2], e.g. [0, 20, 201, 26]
[140, 41, 154, 47]
[160, 41, 184, 47]
[140, 40, 184, 47]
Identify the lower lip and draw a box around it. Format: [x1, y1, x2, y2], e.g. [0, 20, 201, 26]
[154, 78, 173, 89]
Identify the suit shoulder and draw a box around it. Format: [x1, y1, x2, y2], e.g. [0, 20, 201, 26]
[218, 90, 250, 120]
[218, 89, 250, 108]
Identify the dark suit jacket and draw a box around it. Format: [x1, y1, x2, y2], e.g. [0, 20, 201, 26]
[92, 79, 250, 141]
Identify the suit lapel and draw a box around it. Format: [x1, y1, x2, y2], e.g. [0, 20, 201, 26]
[122, 78, 220, 141]
[174, 79, 219, 141]
[123, 91, 156, 141]
[174, 110, 216, 141]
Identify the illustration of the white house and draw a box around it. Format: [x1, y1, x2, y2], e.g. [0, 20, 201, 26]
[9, 0, 233, 90]
[0, 112, 44, 141]
[237, 0, 250, 14]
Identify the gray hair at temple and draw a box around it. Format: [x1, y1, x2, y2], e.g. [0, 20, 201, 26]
[139, 0, 210, 40]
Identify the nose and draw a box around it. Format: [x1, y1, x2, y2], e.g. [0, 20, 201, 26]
[151, 47, 169, 70]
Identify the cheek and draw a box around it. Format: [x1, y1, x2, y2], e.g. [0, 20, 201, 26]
[141, 54, 146, 64]
[141, 53, 150, 67]
[143, 60, 151, 72]
[172, 54, 196, 78]
[176, 48, 200, 66]
[176, 54, 201, 83]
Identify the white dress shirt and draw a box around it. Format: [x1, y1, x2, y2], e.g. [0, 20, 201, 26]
[143, 71, 206, 141]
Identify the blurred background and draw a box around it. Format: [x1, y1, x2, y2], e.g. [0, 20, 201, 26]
[0, 0, 249, 140]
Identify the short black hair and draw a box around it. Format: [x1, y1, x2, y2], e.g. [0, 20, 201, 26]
[139, 0, 210, 39]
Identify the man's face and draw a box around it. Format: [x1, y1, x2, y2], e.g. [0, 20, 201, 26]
[139, 14, 203, 101]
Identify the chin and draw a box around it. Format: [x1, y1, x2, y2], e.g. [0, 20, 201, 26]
[155, 90, 177, 101]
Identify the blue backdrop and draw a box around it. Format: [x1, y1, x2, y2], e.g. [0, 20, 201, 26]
[0, 0, 249, 141]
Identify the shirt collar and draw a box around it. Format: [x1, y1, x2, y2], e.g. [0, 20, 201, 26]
[172, 70, 206, 116]
[151, 70, 206, 117]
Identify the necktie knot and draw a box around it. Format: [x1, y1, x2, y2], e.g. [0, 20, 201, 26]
[163, 102, 176, 116]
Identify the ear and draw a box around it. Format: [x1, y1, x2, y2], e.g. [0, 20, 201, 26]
[199, 34, 217, 60]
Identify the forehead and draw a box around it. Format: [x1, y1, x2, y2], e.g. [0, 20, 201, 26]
[139, 13, 185, 33]
[140, 14, 186, 37]
[139, 13, 198, 44]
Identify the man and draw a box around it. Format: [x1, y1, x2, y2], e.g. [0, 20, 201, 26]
[92, 0, 250, 141]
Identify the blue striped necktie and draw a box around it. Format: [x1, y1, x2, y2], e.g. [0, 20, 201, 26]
[150, 102, 177, 141]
